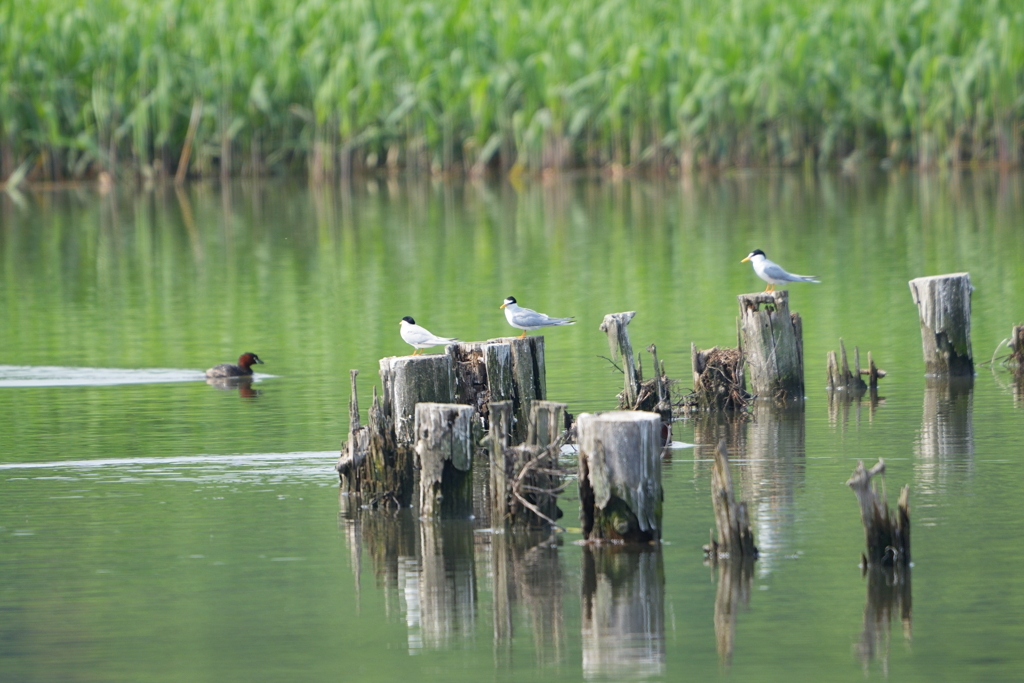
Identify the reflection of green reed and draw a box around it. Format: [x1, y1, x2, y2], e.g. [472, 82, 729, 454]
[2, 0, 1022, 181]
[1, 174, 1022, 463]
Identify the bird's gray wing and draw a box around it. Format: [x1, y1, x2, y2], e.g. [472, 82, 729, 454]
[762, 261, 799, 281]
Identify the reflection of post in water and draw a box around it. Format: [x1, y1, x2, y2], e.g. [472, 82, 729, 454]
[713, 557, 754, 667]
[491, 529, 565, 667]
[915, 377, 974, 493]
[337, 502, 417, 619]
[413, 519, 477, 651]
[581, 545, 665, 680]
[857, 565, 913, 673]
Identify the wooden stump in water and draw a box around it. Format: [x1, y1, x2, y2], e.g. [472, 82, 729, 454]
[446, 340, 514, 426]
[705, 439, 758, 561]
[379, 354, 455, 444]
[826, 338, 868, 394]
[737, 290, 805, 400]
[691, 344, 749, 410]
[846, 459, 910, 569]
[488, 400, 567, 528]
[451, 337, 545, 443]
[577, 411, 662, 543]
[337, 369, 369, 489]
[908, 273, 974, 377]
[1011, 324, 1024, 379]
[600, 312, 641, 408]
[414, 403, 474, 517]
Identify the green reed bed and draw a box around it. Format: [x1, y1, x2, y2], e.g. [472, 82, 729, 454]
[1, 0, 1022, 182]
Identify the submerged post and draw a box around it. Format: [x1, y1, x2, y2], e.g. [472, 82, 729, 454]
[908, 273, 973, 377]
[705, 439, 758, 561]
[737, 290, 805, 400]
[414, 403, 474, 517]
[826, 339, 868, 394]
[846, 459, 910, 569]
[577, 411, 662, 543]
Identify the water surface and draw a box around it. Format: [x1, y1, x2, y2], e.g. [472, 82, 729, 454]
[2, 173, 1023, 682]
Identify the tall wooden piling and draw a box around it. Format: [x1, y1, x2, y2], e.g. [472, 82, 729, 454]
[908, 273, 974, 377]
[577, 411, 662, 543]
[414, 403, 474, 517]
[737, 290, 805, 400]
[846, 459, 910, 569]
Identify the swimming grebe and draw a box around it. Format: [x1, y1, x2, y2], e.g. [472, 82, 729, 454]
[205, 352, 264, 378]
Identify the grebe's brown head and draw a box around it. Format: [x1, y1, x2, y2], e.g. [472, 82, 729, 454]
[238, 352, 264, 370]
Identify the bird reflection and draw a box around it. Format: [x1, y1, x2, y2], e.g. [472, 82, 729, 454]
[205, 377, 261, 398]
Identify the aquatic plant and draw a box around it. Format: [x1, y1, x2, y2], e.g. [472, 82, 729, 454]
[1, 0, 1021, 182]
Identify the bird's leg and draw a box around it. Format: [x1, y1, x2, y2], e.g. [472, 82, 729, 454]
[519, 331, 528, 339]
[763, 284, 771, 293]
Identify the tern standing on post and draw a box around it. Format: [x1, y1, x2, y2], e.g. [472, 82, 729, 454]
[741, 249, 820, 292]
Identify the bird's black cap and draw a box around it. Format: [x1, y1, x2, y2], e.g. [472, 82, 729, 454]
[749, 249, 765, 257]
[401, 316, 415, 324]
[503, 296, 517, 304]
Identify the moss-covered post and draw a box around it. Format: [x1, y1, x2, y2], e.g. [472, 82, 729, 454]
[577, 411, 662, 543]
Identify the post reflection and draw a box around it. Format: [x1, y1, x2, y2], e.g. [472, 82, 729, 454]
[914, 377, 974, 494]
[856, 566, 913, 675]
[712, 557, 754, 666]
[338, 499, 477, 652]
[581, 545, 665, 680]
[490, 530, 565, 667]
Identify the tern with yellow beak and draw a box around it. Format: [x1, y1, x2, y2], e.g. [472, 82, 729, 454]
[500, 296, 575, 338]
[742, 249, 820, 292]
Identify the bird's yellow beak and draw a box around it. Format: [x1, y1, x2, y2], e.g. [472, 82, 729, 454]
[741, 256, 751, 263]
[499, 303, 507, 309]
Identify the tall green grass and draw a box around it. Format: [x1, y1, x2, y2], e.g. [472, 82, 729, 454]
[2, 0, 1022, 182]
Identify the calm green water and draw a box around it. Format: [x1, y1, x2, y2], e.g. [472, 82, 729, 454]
[2, 173, 1023, 682]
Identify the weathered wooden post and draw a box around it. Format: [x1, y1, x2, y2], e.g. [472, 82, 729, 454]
[601, 312, 641, 408]
[380, 355, 455, 444]
[489, 400, 567, 528]
[826, 339, 867, 394]
[1011, 324, 1024, 380]
[908, 273, 974, 377]
[846, 459, 910, 569]
[337, 369, 369, 489]
[414, 403, 474, 517]
[577, 411, 662, 543]
[737, 290, 805, 400]
[691, 344, 749, 410]
[704, 440, 758, 561]
[581, 546, 665, 679]
[449, 337, 545, 443]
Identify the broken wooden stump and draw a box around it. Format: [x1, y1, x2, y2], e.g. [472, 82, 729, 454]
[691, 344, 750, 410]
[578, 411, 662, 543]
[380, 354, 455, 445]
[737, 290, 805, 400]
[337, 369, 370, 490]
[449, 336, 546, 443]
[414, 403, 474, 517]
[826, 338, 868, 394]
[704, 439, 758, 561]
[599, 313, 671, 419]
[846, 459, 910, 569]
[581, 545, 665, 679]
[908, 273, 974, 377]
[1011, 324, 1024, 379]
[488, 400, 567, 529]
